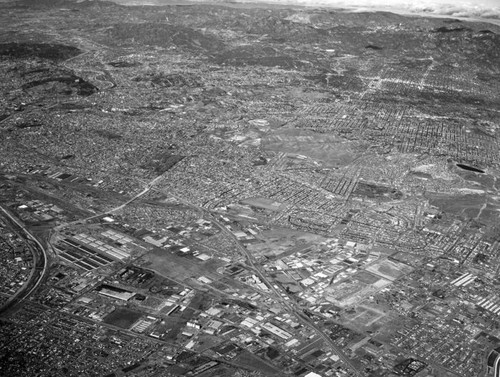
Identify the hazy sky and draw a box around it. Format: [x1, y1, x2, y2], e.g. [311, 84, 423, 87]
[234, 0, 500, 24]
[113, 0, 500, 23]
[257, 0, 500, 17]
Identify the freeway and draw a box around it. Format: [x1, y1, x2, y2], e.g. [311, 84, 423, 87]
[0, 206, 49, 315]
[8, 167, 358, 374]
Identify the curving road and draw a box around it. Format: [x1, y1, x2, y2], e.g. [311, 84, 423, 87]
[54, 175, 164, 232]
[0, 206, 49, 315]
[495, 354, 500, 377]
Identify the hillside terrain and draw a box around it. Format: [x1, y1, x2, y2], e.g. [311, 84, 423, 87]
[0, 1, 500, 376]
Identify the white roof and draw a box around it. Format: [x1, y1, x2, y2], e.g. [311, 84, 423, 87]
[304, 373, 322, 377]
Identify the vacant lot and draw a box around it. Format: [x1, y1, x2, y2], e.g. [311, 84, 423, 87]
[103, 307, 142, 329]
[365, 258, 413, 281]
